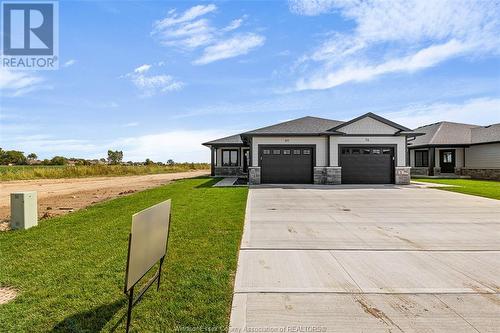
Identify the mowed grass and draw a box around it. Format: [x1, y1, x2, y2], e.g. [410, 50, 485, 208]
[0, 164, 209, 181]
[413, 178, 500, 200]
[0, 178, 248, 332]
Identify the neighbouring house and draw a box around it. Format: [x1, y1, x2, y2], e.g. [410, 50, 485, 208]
[408, 122, 500, 180]
[202, 113, 420, 185]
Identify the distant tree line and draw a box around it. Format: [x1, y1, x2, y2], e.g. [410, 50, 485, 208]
[0, 148, 178, 166]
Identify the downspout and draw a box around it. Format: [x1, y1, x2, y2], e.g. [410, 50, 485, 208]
[327, 135, 330, 167]
[210, 146, 215, 177]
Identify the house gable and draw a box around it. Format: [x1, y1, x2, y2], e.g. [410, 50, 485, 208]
[334, 115, 400, 135]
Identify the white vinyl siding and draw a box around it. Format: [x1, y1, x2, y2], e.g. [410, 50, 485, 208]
[330, 136, 406, 167]
[465, 143, 500, 169]
[251, 136, 328, 167]
[336, 117, 399, 135]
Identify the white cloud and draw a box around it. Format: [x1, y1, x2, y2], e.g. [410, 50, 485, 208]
[222, 17, 245, 32]
[297, 39, 469, 90]
[109, 129, 231, 162]
[2, 128, 231, 162]
[124, 64, 184, 97]
[123, 122, 139, 127]
[194, 33, 265, 65]
[62, 59, 77, 67]
[152, 5, 263, 64]
[289, 0, 337, 16]
[291, 0, 500, 90]
[154, 4, 217, 30]
[381, 97, 500, 129]
[134, 64, 151, 74]
[0, 68, 44, 97]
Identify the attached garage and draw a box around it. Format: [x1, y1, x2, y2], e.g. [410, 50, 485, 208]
[260, 146, 314, 184]
[339, 146, 395, 184]
[204, 113, 416, 185]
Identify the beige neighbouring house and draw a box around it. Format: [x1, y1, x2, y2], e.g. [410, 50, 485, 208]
[408, 122, 500, 180]
[203, 113, 421, 185]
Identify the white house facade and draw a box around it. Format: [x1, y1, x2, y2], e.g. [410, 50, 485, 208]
[203, 113, 419, 185]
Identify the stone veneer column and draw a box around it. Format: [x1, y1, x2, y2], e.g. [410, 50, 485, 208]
[395, 166, 411, 185]
[313, 167, 326, 184]
[326, 167, 341, 185]
[248, 167, 261, 185]
[314, 167, 341, 184]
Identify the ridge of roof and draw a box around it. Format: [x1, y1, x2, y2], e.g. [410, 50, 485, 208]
[241, 115, 343, 135]
[414, 121, 479, 130]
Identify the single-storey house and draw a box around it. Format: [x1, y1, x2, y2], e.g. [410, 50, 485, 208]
[202, 113, 419, 185]
[408, 121, 500, 180]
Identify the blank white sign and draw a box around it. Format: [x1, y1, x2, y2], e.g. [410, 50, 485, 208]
[126, 199, 171, 291]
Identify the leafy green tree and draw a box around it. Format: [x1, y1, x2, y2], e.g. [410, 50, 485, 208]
[107, 150, 123, 165]
[0, 150, 27, 165]
[166, 159, 175, 166]
[50, 156, 67, 165]
[144, 158, 154, 165]
[27, 153, 38, 160]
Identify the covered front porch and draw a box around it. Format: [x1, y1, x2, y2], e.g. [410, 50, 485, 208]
[409, 146, 467, 177]
[211, 146, 250, 177]
[202, 134, 250, 177]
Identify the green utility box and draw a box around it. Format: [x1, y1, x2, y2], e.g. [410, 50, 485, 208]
[10, 192, 38, 230]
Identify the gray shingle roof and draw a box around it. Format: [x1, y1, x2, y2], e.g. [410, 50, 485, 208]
[202, 134, 243, 146]
[409, 121, 500, 147]
[471, 123, 500, 144]
[242, 116, 344, 135]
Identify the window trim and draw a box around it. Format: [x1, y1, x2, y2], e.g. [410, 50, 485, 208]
[221, 149, 239, 166]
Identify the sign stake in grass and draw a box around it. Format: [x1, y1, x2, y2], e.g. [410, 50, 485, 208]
[123, 199, 172, 333]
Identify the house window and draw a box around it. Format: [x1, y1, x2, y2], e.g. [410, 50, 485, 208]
[303, 149, 311, 155]
[222, 149, 238, 166]
[372, 148, 381, 154]
[415, 150, 428, 167]
[293, 149, 301, 155]
[273, 149, 281, 155]
[283, 149, 291, 155]
[442, 151, 453, 163]
[362, 149, 371, 154]
[263, 149, 270, 155]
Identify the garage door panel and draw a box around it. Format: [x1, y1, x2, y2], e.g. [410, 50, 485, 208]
[340, 146, 394, 184]
[260, 146, 313, 184]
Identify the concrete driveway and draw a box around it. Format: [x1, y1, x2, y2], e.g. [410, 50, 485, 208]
[230, 185, 500, 332]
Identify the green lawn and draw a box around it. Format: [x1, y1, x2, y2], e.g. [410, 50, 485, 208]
[412, 178, 500, 200]
[0, 177, 248, 332]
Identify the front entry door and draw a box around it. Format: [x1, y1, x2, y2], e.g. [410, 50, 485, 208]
[439, 150, 455, 173]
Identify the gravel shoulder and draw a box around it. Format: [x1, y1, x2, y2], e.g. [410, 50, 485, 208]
[0, 170, 209, 229]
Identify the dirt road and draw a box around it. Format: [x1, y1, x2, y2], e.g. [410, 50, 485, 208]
[0, 170, 209, 230]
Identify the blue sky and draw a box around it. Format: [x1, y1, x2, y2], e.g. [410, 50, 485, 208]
[1, 0, 499, 162]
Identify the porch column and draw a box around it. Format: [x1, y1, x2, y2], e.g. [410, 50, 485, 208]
[210, 147, 215, 177]
[428, 147, 435, 176]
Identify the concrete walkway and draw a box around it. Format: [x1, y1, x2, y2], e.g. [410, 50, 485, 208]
[230, 185, 500, 332]
[213, 177, 238, 187]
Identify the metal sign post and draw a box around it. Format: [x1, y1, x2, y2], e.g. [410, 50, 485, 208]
[123, 200, 172, 333]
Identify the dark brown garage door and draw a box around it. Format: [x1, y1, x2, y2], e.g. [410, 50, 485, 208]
[340, 146, 394, 184]
[260, 146, 314, 184]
